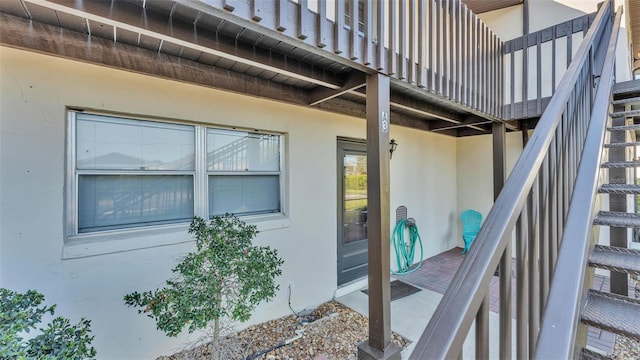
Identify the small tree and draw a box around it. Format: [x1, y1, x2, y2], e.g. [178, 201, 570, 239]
[0, 288, 96, 359]
[124, 215, 284, 357]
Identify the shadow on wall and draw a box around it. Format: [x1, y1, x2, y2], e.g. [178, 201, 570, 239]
[529, 1, 589, 33]
[478, 0, 589, 41]
[446, 211, 457, 249]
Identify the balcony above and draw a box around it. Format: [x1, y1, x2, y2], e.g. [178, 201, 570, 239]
[0, 0, 527, 136]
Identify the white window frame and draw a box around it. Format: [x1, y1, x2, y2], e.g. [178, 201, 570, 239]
[206, 128, 283, 217]
[64, 110, 289, 259]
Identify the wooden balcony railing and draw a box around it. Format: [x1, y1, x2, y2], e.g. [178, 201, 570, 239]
[503, 11, 597, 120]
[203, 0, 503, 119]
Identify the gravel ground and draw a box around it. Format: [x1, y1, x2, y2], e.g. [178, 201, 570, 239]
[158, 279, 640, 359]
[613, 335, 640, 360]
[157, 301, 409, 360]
[611, 278, 640, 360]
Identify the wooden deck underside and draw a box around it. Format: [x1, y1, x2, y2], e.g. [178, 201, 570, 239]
[0, 0, 525, 137]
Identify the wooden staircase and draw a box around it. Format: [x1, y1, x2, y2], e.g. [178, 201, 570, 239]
[580, 80, 640, 357]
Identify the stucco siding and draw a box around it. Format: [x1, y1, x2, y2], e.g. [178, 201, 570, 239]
[0, 46, 458, 358]
[390, 127, 459, 262]
[456, 132, 524, 248]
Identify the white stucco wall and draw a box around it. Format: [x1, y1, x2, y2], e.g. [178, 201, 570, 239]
[390, 128, 459, 260]
[479, 0, 625, 40]
[455, 132, 524, 248]
[530, 0, 633, 82]
[0, 46, 458, 358]
[478, 5, 524, 41]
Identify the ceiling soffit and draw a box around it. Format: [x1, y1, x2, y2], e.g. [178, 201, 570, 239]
[463, 0, 523, 14]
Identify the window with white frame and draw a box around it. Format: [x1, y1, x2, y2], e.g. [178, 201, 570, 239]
[68, 111, 283, 236]
[207, 129, 281, 217]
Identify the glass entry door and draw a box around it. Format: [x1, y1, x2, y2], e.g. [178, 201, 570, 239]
[337, 139, 368, 286]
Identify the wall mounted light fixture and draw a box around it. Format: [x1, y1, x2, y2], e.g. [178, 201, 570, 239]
[389, 139, 398, 159]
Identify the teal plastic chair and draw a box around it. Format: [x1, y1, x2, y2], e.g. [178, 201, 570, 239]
[460, 210, 482, 254]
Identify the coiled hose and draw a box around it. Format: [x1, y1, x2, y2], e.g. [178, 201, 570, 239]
[391, 218, 424, 274]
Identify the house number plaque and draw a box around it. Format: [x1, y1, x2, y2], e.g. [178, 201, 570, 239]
[381, 111, 389, 133]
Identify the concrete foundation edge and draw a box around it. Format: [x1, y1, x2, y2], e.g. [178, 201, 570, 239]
[357, 341, 402, 360]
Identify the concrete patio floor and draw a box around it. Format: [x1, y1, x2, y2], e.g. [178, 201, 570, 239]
[335, 247, 622, 358]
[336, 282, 516, 358]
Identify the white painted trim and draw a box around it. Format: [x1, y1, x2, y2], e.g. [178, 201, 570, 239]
[334, 277, 368, 298]
[63, 223, 192, 259]
[63, 215, 291, 259]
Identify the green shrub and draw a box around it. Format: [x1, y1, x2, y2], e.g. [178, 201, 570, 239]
[345, 174, 367, 190]
[124, 215, 284, 357]
[0, 288, 96, 360]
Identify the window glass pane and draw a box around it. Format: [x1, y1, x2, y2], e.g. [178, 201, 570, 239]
[209, 175, 280, 216]
[343, 153, 367, 243]
[207, 129, 279, 172]
[78, 175, 194, 233]
[77, 114, 195, 170]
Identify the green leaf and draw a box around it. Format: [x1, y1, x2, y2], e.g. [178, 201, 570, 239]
[123, 214, 283, 339]
[0, 288, 96, 359]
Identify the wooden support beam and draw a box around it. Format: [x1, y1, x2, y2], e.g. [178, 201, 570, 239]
[521, 120, 530, 146]
[34, 0, 342, 89]
[390, 79, 512, 129]
[609, 112, 629, 296]
[311, 97, 438, 134]
[381, 94, 464, 125]
[493, 122, 507, 198]
[492, 120, 511, 360]
[349, 88, 465, 125]
[0, 13, 309, 106]
[430, 116, 492, 132]
[457, 126, 496, 137]
[311, 96, 366, 119]
[309, 72, 366, 106]
[357, 73, 401, 360]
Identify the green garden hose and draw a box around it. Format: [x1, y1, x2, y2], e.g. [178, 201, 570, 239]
[391, 218, 424, 274]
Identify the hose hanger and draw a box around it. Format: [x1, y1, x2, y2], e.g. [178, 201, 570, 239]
[392, 206, 424, 274]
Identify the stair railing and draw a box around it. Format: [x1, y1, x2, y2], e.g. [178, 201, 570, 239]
[409, 1, 618, 358]
[534, 5, 623, 359]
